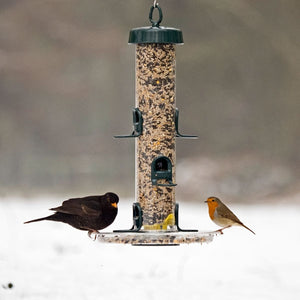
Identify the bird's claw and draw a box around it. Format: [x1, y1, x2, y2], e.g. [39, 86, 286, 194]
[217, 225, 231, 234]
[88, 230, 99, 241]
[214, 226, 231, 235]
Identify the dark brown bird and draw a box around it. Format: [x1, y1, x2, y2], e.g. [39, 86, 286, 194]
[24, 192, 119, 238]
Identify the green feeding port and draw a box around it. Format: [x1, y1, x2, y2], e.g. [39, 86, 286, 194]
[151, 156, 177, 187]
[114, 108, 143, 138]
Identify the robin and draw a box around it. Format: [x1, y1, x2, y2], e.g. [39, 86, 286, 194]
[205, 196, 255, 234]
[24, 192, 119, 239]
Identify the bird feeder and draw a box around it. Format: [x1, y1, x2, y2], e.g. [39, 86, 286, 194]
[98, 3, 219, 245]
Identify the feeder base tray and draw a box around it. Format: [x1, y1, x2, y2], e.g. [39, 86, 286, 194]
[96, 230, 221, 246]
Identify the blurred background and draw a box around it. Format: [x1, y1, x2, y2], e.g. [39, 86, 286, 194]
[0, 0, 299, 202]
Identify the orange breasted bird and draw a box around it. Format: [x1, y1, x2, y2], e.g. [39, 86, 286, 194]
[205, 196, 255, 234]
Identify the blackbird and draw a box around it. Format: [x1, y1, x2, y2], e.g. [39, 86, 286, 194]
[24, 192, 119, 238]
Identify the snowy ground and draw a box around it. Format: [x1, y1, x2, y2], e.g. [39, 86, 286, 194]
[1, 197, 300, 300]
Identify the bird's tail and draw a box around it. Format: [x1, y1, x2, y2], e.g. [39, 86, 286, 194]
[242, 223, 255, 235]
[24, 215, 53, 224]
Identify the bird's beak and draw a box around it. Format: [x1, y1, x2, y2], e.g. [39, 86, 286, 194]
[111, 202, 118, 208]
[204, 200, 208, 203]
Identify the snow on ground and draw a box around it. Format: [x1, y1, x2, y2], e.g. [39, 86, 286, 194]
[1, 197, 300, 300]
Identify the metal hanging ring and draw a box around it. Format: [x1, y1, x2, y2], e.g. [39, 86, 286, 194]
[149, 3, 163, 27]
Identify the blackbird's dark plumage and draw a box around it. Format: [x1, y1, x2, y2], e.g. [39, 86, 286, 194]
[24, 192, 119, 237]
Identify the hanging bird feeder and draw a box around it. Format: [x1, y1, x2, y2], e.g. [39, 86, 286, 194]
[98, 2, 220, 245]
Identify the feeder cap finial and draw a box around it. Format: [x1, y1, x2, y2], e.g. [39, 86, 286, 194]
[128, 3, 183, 44]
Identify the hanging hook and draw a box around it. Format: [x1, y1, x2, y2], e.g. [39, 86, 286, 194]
[149, 2, 163, 27]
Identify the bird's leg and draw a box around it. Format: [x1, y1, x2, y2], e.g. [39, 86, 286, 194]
[88, 230, 99, 241]
[216, 225, 231, 234]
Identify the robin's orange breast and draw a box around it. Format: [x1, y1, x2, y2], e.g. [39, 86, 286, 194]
[207, 201, 218, 220]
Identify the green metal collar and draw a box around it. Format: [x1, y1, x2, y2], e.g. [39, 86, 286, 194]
[128, 4, 183, 44]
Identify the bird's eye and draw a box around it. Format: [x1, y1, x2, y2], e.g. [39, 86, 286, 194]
[212, 199, 215, 202]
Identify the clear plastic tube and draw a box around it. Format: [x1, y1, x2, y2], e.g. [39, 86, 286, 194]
[135, 43, 176, 230]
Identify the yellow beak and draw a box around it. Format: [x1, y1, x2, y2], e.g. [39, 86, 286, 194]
[111, 202, 118, 208]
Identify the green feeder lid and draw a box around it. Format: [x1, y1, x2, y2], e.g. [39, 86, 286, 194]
[129, 4, 183, 44]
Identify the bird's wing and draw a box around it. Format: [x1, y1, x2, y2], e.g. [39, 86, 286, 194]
[50, 196, 102, 217]
[218, 205, 243, 225]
